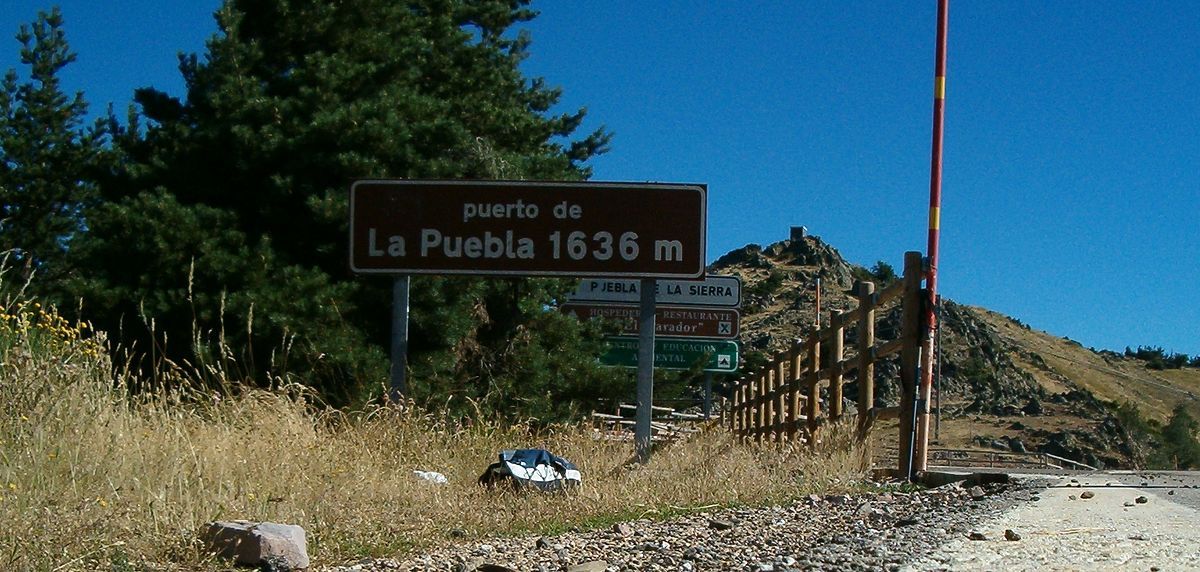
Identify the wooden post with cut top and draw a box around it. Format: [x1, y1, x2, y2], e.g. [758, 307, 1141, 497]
[775, 357, 788, 442]
[731, 380, 742, 434]
[899, 251, 925, 477]
[830, 309, 845, 419]
[857, 281, 876, 433]
[748, 376, 758, 443]
[788, 340, 803, 439]
[806, 336, 821, 440]
[765, 366, 777, 443]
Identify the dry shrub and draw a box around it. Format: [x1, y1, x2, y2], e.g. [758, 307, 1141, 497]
[0, 286, 871, 571]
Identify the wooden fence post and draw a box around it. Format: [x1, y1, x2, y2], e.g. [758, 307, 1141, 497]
[731, 380, 742, 434]
[857, 281, 876, 433]
[753, 374, 763, 446]
[788, 340, 803, 440]
[739, 381, 749, 440]
[831, 309, 845, 419]
[899, 251, 924, 477]
[806, 336, 821, 439]
[775, 358, 788, 443]
[765, 366, 777, 443]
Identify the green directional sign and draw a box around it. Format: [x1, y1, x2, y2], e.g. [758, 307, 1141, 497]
[601, 337, 739, 373]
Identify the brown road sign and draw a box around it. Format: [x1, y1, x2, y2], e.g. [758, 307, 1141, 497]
[349, 180, 706, 278]
[562, 303, 739, 339]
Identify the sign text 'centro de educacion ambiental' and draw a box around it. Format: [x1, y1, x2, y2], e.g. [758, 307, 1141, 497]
[601, 338, 740, 373]
[349, 180, 706, 278]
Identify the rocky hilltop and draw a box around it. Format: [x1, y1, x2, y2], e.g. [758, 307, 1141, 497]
[710, 232, 1200, 469]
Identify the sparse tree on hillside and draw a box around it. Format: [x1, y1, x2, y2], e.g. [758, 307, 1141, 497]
[64, 0, 619, 412]
[1155, 405, 1200, 469]
[0, 9, 106, 283]
[869, 261, 897, 285]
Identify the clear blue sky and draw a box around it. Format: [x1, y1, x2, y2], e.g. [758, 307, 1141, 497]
[4, 1, 1198, 356]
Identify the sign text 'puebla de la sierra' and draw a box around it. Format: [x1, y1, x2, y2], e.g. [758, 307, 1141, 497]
[349, 180, 706, 278]
[568, 275, 741, 307]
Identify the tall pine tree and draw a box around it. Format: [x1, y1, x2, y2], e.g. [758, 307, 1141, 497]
[67, 0, 623, 413]
[0, 9, 106, 284]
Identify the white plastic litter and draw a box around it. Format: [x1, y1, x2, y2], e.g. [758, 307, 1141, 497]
[413, 470, 448, 484]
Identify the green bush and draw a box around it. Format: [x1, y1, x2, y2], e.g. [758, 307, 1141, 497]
[1153, 405, 1200, 469]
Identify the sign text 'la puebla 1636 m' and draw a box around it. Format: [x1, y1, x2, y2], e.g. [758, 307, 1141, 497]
[349, 180, 706, 278]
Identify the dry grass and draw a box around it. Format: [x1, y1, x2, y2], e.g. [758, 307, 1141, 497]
[0, 283, 871, 571]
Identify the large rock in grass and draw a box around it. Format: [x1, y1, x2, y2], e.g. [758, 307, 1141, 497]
[203, 520, 309, 570]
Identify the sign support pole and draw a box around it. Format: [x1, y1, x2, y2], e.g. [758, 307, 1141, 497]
[703, 372, 714, 419]
[389, 275, 411, 402]
[635, 278, 656, 463]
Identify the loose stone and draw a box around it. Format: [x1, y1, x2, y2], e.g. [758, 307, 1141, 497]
[708, 518, 734, 531]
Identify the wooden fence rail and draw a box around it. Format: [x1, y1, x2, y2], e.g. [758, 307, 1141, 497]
[592, 402, 707, 443]
[881, 447, 1098, 471]
[729, 251, 925, 462]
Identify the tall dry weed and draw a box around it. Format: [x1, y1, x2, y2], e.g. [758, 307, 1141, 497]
[0, 274, 871, 571]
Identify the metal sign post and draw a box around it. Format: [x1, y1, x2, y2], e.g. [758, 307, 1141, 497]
[703, 371, 714, 419]
[635, 278, 656, 463]
[389, 275, 410, 401]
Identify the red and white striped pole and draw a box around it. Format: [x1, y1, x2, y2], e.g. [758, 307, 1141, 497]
[915, 0, 948, 472]
[814, 277, 822, 329]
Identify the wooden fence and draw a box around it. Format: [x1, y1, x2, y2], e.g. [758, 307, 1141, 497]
[878, 447, 1098, 471]
[729, 251, 927, 468]
[592, 402, 706, 443]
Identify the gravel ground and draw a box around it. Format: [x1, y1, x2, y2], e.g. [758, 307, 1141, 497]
[320, 478, 1037, 572]
[905, 471, 1200, 571]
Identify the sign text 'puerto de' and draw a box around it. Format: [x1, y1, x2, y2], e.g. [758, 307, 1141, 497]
[350, 180, 706, 278]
